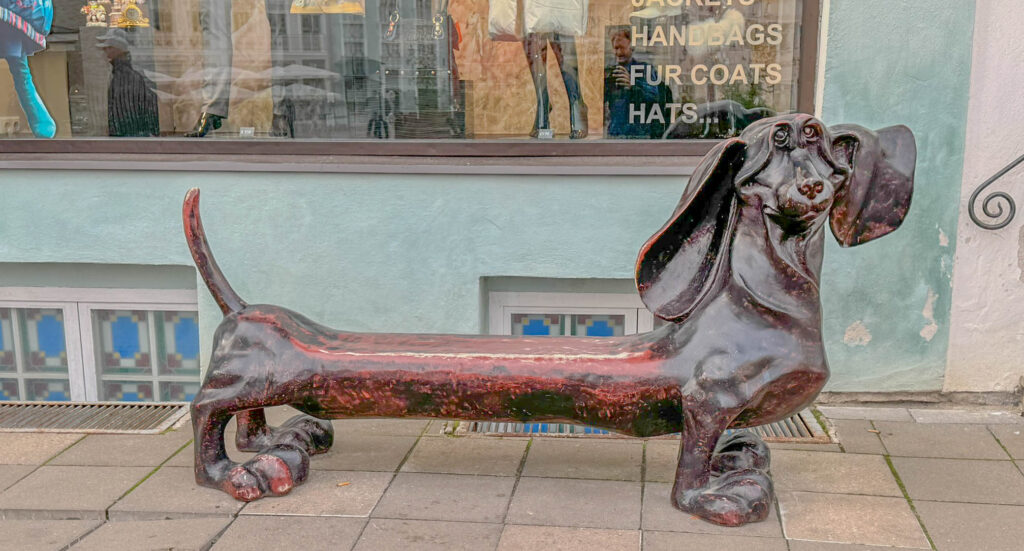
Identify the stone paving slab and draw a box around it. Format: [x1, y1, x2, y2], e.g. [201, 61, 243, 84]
[643, 531, 787, 551]
[498, 525, 639, 551]
[831, 419, 887, 454]
[242, 470, 393, 518]
[49, 432, 191, 467]
[372, 472, 514, 523]
[70, 518, 231, 550]
[770, 449, 901, 496]
[915, 500, 1024, 551]
[522, 439, 643, 481]
[108, 466, 245, 520]
[507, 477, 641, 530]
[401, 437, 527, 476]
[355, 518, 503, 551]
[0, 519, 102, 551]
[0, 464, 34, 492]
[641, 482, 783, 538]
[988, 424, 1024, 459]
[908, 408, 1024, 424]
[777, 491, 929, 549]
[0, 433, 82, 465]
[817, 406, 913, 422]
[316, 434, 419, 472]
[211, 516, 366, 551]
[643, 440, 677, 483]
[0, 465, 152, 520]
[890, 457, 1024, 505]
[875, 422, 1008, 459]
[163, 444, 195, 468]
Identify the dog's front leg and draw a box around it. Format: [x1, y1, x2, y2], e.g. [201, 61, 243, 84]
[672, 405, 773, 526]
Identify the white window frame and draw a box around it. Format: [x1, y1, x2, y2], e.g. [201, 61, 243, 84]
[0, 299, 85, 401]
[488, 292, 656, 336]
[0, 287, 198, 402]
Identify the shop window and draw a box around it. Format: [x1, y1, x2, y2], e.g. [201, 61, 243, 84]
[0, 288, 199, 403]
[1, 0, 815, 143]
[489, 291, 660, 336]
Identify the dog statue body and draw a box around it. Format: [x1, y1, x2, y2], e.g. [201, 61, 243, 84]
[186, 114, 916, 526]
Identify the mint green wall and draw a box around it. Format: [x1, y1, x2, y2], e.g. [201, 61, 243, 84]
[0, 173, 681, 358]
[816, 0, 974, 390]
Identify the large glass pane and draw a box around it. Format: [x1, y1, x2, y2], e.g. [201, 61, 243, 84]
[21, 308, 69, 373]
[0, 378, 19, 401]
[571, 314, 625, 337]
[1, 308, 72, 401]
[157, 311, 201, 376]
[1, 0, 804, 141]
[24, 378, 71, 401]
[101, 380, 154, 402]
[93, 310, 153, 375]
[160, 381, 200, 403]
[511, 313, 564, 336]
[0, 309, 15, 372]
[94, 308, 200, 402]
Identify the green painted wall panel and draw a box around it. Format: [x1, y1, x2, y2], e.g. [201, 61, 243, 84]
[816, 0, 974, 390]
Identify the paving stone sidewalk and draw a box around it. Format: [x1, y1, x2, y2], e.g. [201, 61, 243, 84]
[1, 405, 1022, 550]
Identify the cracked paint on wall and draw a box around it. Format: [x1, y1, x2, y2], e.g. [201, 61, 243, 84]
[843, 321, 872, 347]
[920, 288, 939, 342]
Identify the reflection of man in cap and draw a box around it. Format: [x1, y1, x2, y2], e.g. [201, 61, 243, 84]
[97, 28, 159, 137]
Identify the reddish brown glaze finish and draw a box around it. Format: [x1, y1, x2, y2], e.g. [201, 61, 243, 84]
[185, 114, 916, 526]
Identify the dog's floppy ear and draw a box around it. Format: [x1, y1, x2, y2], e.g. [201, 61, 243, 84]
[828, 124, 916, 247]
[635, 139, 745, 322]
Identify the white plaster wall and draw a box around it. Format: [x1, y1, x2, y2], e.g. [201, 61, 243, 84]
[945, 0, 1024, 392]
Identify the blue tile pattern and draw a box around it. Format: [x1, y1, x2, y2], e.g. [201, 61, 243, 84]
[111, 315, 141, 359]
[35, 314, 65, 357]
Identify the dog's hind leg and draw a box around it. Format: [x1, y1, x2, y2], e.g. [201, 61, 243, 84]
[228, 415, 334, 497]
[234, 409, 273, 452]
[671, 406, 773, 526]
[191, 395, 253, 498]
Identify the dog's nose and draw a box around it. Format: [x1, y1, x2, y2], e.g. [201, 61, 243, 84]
[798, 180, 825, 200]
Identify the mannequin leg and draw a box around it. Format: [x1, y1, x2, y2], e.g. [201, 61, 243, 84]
[5, 56, 56, 139]
[523, 33, 550, 137]
[549, 34, 587, 139]
[187, 0, 234, 136]
[266, 0, 291, 137]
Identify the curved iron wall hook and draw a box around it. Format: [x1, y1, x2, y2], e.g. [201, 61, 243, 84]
[969, 153, 1022, 230]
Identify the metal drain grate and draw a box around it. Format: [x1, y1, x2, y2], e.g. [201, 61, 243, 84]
[0, 402, 189, 434]
[452, 409, 831, 444]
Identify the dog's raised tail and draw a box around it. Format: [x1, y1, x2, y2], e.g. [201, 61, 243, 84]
[183, 188, 247, 316]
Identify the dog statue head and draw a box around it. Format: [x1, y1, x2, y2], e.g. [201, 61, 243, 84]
[636, 114, 917, 322]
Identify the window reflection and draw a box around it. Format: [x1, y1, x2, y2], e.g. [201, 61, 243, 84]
[0, 0, 804, 140]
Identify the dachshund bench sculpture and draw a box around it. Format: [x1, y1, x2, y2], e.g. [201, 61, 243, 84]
[185, 114, 916, 526]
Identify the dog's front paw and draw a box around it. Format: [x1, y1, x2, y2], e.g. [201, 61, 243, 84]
[674, 468, 774, 526]
[710, 431, 770, 475]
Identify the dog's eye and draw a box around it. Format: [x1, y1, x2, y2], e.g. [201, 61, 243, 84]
[802, 126, 820, 140]
[773, 128, 790, 147]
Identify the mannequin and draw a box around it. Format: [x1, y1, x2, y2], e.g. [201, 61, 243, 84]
[489, 0, 588, 139]
[186, 0, 282, 137]
[1, 0, 56, 138]
[524, 32, 586, 139]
